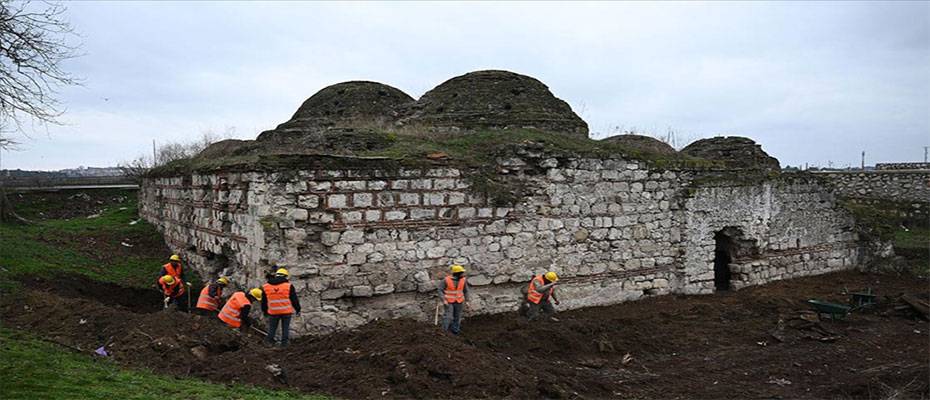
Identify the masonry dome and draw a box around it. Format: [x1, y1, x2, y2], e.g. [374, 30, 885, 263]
[681, 136, 780, 170]
[602, 134, 677, 156]
[274, 81, 414, 133]
[404, 70, 588, 136]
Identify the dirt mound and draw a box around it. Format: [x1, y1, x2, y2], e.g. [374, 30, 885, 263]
[681, 136, 780, 170]
[403, 70, 589, 136]
[601, 134, 677, 156]
[4, 271, 927, 399]
[276, 81, 414, 133]
[17, 274, 163, 313]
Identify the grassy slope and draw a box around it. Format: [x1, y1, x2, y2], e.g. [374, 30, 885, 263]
[894, 227, 930, 275]
[0, 193, 168, 288]
[0, 189, 325, 399]
[0, 329, 322, 400]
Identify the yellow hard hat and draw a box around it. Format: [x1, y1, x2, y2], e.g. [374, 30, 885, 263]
[217, 277, 230, 286]
[545, 272, 559, 282]
[275, 268, 289, 277]
[161, 275, 175, 285]
[249, 288, 263, 301]
[169, 254, 181, 262]
[450, 265, 466, 273]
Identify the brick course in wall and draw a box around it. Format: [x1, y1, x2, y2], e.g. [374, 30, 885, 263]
[141, 156, 866, 335]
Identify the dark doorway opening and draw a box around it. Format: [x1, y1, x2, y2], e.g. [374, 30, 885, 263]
[714, 230, 734, 291]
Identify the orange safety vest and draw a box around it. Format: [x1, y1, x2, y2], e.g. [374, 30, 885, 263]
[526, 275, 554, 304]
[262, 282, 295, 315]
[159, 276, 185, 298]
[443, 276, 466, 304]
[218, 291, 249, 328]
[196, 284, 223, 311]
[163, 262, 183, 280]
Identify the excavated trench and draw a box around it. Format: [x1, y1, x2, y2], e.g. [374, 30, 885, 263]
[3, 270, 927, 399]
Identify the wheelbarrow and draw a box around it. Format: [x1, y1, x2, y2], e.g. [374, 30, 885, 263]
[807, 299, 852, 320]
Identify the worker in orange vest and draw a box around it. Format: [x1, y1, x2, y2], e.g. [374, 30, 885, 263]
[160, 254, 185, 282]
[523, 271, 561, 321]
[158, 274, 186, 311]
[218, 288, 262, 331]
[437, 264, 469, 334]
[261, 267, 301, 347]
[196, 277, 230, 313]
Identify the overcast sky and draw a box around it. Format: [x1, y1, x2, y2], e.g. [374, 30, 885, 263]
[3, 1, 928, 170]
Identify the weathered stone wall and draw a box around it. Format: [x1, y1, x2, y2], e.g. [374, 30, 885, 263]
[875, 162, 930, 171]
[141, 156, 864, 335]
[813, 170, 930, 203]
[682, 182, 859, 292]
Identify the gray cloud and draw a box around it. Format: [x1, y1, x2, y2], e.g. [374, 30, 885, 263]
[4, 1, 927, 170]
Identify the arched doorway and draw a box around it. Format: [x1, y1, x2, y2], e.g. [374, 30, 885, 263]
[713, 229, 736, 291]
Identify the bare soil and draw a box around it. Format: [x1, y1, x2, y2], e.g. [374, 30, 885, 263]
[3, 271, 927, 399]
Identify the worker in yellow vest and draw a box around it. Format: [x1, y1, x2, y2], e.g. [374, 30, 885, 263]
[261, 267, 301, 347]
[437, 264, 469, 335]
[218, 288, 262, 331]
[523, 271, 561, 321]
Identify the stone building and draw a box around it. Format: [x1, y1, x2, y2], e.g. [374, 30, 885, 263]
[140, 71, 874, 335]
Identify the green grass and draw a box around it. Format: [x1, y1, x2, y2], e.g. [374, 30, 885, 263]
[0, 328, 325, 400]
[0, 189, 329, 399]
[152, 128, 721, 176]
[894, 227, 929, 275]
[0, 192, 167, 289]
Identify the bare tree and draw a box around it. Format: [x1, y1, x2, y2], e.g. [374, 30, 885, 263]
[1, 0, 79, 223]
[0, 0, 80, 141]
[119, 128, 236, 181]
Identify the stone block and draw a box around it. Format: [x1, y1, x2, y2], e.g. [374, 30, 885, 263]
[321, 289, 347, 300]
[411, 179, 432, 190]
[286, 181, 307, 193]
[410, 208, 436, 220]
[391, 180, 409, 190]
[321, 231, 340, 246]
[424, 192, 446, 206]
[287, 208, 309, 221]
[298, 194, 320, 208]
[347, 253, 367, 265]
[368, 181, 388, 190]
[341, 230, 365, 244]
[385, 210, 407, 221]
[458, 207, 476, 219]
[433, 179, 456, 190]
[353, 193, 373, 208]
[448, 192, 466, 205]
[335, 180, 366, 191]
[399, 193, 420, 206]
[328, 194, 348, 209]
[342, 211, 363, 224]
[374, 283, 395, 294]
[310, 181, 332, 192]
[352, 285, 373, 297]
[364, 210, 382, 222]
[377, 192, 396, 206]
